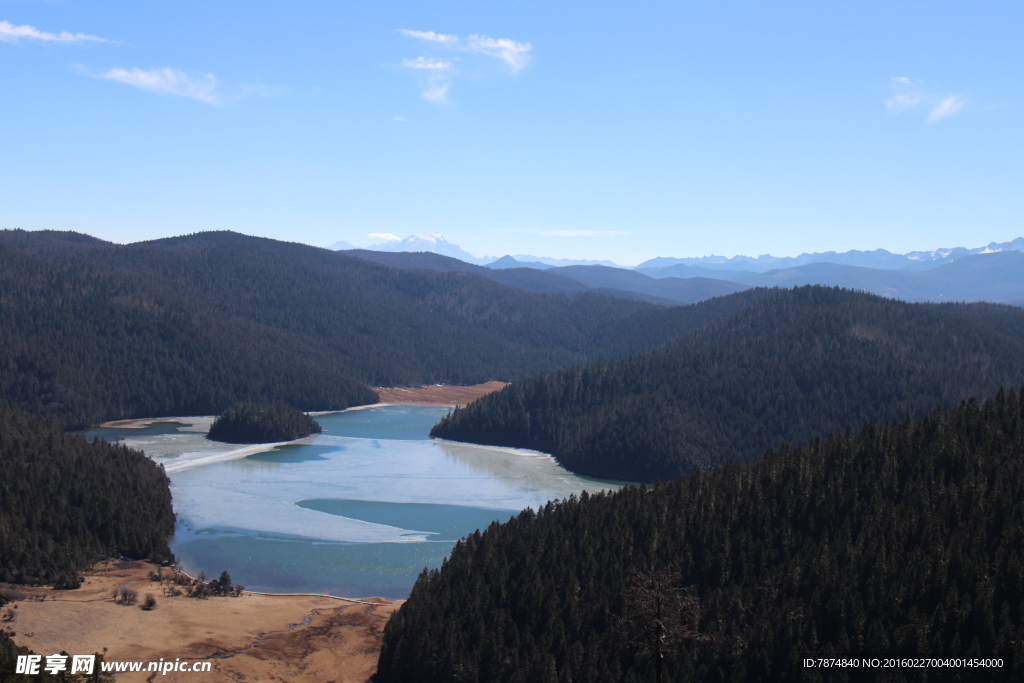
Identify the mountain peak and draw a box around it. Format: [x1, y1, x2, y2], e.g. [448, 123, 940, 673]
[363, 232, 487, 264]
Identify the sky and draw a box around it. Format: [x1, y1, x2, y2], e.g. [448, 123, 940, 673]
[1, 1, 1021, 266]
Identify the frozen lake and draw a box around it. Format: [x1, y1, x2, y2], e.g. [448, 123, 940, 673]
[80, 405, 618, 599]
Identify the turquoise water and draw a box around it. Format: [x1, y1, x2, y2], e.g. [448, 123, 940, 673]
[316, 405, 451, 440]
[95, 406, 616, 599]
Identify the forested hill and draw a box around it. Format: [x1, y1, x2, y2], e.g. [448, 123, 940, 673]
[0, 230, 769, 428]
[0, 402, 175, 586]
[207, 402, 322, 443]
[431, 286, 1024, 481]
[379, 386, 1024, 682]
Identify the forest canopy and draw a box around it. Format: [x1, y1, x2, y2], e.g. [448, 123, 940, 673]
[207, 402, 322, 443]
[432, 286, 1024, 481]
[0, 230, 769, 429]
[0, 402, 175, 587]
[380, 384, 1024, 682]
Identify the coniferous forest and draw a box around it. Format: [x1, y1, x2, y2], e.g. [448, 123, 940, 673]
[5, 227, 1024, 681]
[0, 402, 175, 586]
[432, 286, 1024, 481]
[378, 385, 1024, 682]
[207, 402, 322, 443]
[0, 229, 768, 429]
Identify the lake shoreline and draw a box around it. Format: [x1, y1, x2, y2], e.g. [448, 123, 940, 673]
[84, 403, 611, 605]
[98, 381, 508, 429]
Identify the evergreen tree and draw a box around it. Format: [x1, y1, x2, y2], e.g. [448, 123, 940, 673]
[380, 385, 1024, 682]
[433, 286, 1024, 481]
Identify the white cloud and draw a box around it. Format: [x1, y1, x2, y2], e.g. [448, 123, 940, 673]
[401, 56, 451, 70]
[391, 116, 407, 121]
[399, 56, 453, 103]
[885, 76, 966, 124]
[928, 95, 967, 124]
[396, 29, 532, 104]
[397, 29, 458, 44]
[368, 232, 401, 242]
[96, 67, 221, 104]
[0, 20, 114, 44]
[465, 34, 532, 72]
[540, 230, 630, 238]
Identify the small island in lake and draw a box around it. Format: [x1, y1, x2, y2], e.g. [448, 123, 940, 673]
[207, 402, 323, 443]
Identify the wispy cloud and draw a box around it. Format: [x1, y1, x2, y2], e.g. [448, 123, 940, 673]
[96, 67, 221, 104]
[88, 66, 275, 105]
[0, 19, 115, 44]
[399, 55, 454, 104]
[401, 56, 451, 70]
[368, 232, 401, 242]
[928, 95, 967, 124]
[540, 230, 630, 238]
[886, 76, 967, 124]
[396, 29, 458, 44]
[396, 29, 532, 104]
[465, 35, 532, 72]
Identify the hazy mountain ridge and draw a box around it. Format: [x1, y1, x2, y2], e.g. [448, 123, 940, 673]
[335, 231, 1023, 276]
[338, 234, 1024, 305]
[344, 249, 739, 305]
[642, 251, 1024, 304]
[637, 236, 1024, 272]
[335, 232, 623, 268]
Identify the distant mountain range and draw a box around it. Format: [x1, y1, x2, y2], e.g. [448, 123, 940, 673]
[642, 251, 1024, 304]
[342, 249, 747, 306]
[332, 233, 621, 268]
[338, 234, 1024, 306]
[637, 237, 1024, 273]
[506, 255, 620, 268]
[334, 233, 1024, 275]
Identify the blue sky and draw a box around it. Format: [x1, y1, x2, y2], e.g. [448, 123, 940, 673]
[1, 1, 1021, 265]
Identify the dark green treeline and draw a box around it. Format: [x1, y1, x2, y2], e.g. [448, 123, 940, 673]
[207, 402, 322, 443]
[0, 230, 769, 429]
[432, 287, 1024, 481]
[0, 402, 175, 586]
[378, 385, 1024, 682]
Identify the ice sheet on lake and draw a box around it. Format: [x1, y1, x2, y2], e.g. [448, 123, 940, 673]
[104, 407, 621, 595]
[165, 434, 614, 542]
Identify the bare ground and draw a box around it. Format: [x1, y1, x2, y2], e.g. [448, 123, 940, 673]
[372, 381, 507, 407]
[99, 382, 507, 429]
[6, 560, 399, 682]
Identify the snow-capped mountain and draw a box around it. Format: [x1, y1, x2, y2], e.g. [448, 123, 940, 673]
[637, 238, 1024, 273]
[904, 238, 1024, 264]
[365, 233, 486, 264]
